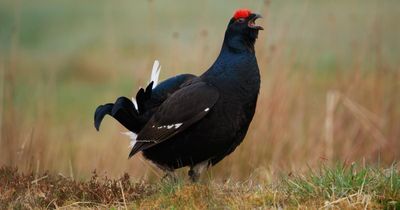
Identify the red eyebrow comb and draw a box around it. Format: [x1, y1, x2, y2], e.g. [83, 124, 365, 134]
[233, 9, 251, 19]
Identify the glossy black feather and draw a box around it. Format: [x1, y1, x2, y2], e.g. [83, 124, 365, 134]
[129, 82, 219, 157]
[94, 103, 113, 131]
[110, 97, 140, 131]
[94, 74, 196, 133]
[136, 81, 153, 114]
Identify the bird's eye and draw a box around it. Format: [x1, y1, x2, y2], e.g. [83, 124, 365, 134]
[236, 18, 245, 23]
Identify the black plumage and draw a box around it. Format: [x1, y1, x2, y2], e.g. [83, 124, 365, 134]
[94, 9, 263, 181]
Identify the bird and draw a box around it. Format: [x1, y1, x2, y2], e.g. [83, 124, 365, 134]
[94, 8, 263, 182]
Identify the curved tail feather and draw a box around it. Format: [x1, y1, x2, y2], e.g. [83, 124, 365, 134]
[94, 80, 155, 133]
[94, 103, 113, 131]
[95, 97, 140, 132]
[95, 60, 200, 157]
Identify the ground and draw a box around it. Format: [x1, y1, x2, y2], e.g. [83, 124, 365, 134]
[1, 164, 398, 209]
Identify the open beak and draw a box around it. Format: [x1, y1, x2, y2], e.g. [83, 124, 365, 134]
[248, 13, 264, 30]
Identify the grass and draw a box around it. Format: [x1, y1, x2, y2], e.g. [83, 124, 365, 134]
[0, 0, 399, 208]
[283, 163, 400, 208]
[1, 163, 398, 209]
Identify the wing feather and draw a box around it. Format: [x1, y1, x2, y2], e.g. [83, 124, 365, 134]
[129, 81, 219, 157]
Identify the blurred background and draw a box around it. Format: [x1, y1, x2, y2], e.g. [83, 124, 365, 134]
[0, 0, 399, 181]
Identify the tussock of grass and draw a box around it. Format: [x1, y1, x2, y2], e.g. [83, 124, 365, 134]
[283, 163, 400, 209]
[1, 164, 398, 209]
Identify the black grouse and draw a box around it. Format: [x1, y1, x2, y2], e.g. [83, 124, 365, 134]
[94, 9, 263, 182]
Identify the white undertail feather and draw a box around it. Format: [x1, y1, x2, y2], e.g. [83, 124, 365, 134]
[130, 60, 161, 112]
[131, 97, 139, 111]
[122, 131, 138, 148]
[124, 60, 160, 148]
[150, 60, 161, 88]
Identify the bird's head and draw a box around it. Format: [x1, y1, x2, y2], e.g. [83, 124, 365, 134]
[224, 9, 263, 52]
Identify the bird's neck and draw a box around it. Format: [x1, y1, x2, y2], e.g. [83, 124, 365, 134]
[201, 30, 259, 81]
[202, 41, 259, 83]
[221, 32, 256, 54]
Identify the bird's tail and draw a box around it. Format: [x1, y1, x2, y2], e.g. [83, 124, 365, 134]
[94, 60, 161, 134]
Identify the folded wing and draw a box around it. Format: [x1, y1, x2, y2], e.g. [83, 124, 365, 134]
[129, 81, 219, 157]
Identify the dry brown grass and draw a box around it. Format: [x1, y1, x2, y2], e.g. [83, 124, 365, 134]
[1, 165, 398, 209]
[0, 166, 154, 209]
